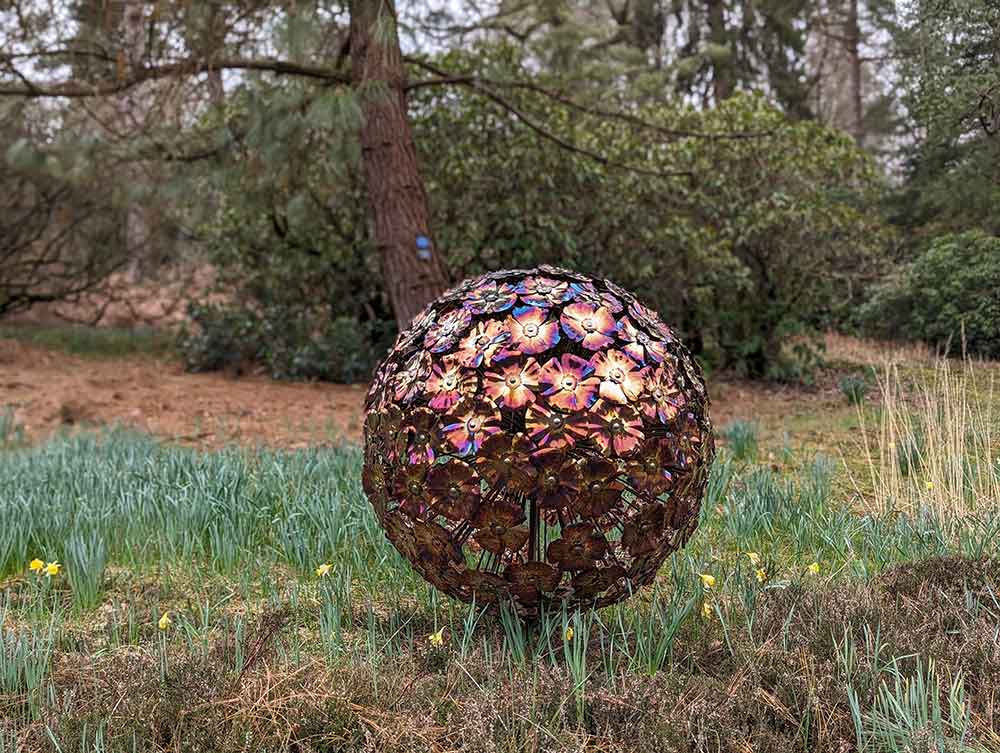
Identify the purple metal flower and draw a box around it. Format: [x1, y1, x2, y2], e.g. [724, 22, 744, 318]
[516, 276, 574, 307]
[456, 319, 511, 368]
[506, 306, 560, 355]
[424, 308, 472, 353]
[463, 280, 519, 315]
[442, 398, 502, 455]
[539, 354, 600, 411]
[560, 302, 617, 350]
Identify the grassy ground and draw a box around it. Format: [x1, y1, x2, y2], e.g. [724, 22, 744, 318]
[1, 348, 999, 752]
[0, 324, 175, 360]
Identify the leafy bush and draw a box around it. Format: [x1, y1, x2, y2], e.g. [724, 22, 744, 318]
[181, 303, 395, 383]
[840, 373, 870, 406]
[860, 232, 1000, 359]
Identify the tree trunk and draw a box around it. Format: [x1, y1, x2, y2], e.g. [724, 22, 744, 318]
[845, 0, 864, 144]
[707, 0, 733, 103]
[121, 0, 151, 282]
[349, 0, 450, 327]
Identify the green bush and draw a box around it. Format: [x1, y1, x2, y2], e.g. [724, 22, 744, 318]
[181, 303, 395, 383]
[860, 232, 1000, 359]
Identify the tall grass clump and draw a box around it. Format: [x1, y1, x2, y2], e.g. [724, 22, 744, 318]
[722, 420, 760, 463]
[857, 360, 1000, 519]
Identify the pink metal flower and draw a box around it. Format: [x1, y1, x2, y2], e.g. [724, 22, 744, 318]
[516, 276, 573, 307]
[425, 357, 476, 411]
[484, 357, 542, 409]
[393, 351, 431, 403]
[506, 306, 560, 355]
[640, 365, 685, 423]
[570, 281, 624, 313]
[539, 354, 600, 410]
[616, 316, 668, 365]
[442, 399, 502, 455]
[424, 308, 472, 353]
[628, 301, 674, 341]
[560, 302, 617, 350]
[398, 408, 442, 464]
[592, 402, 645, 456]
[463, 281, 518, 315]
[525, 402, 590, 449]
[456, 319, 511, 368]
[591, 349, 645, 404]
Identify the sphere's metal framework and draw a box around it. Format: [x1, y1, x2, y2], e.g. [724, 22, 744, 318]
[362, 266, 714, 615]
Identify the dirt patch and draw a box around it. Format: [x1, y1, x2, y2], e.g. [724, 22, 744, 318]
[0, 335, 849, 451]
[1, 338, 366, 449]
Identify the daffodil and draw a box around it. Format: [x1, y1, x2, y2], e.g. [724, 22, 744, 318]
[315, 563, 332, 578]
[564, 626, 574, 642]
[29, 558, 44, 573]
[746, 551, 761, 567]
[44, 561, 61, 577]
[702, 601, 713, 619]
[925, 481, 933, 490]
[428, 627, 445, 646]
[755, 568, 767, 583]
[807, 562, 821, 575]
[158, 612, 172, 630]
[698, 573, 716, 590]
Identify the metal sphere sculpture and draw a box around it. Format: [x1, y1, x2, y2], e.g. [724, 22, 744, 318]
[362, 265, 713, 615]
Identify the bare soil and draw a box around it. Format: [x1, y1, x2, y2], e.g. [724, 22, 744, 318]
[0, 335, 849, 451]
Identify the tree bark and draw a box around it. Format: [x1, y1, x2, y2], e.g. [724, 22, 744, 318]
[707, 0, 734, 103]
[845, 0, 864, 144]
[349, 0, 450, 327]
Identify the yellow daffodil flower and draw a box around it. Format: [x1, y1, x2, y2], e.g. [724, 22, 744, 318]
[158, 612, 171, 630]
[428, 627, 445, 646]
[315, 563, 332, 577]
[564, 626, 574, 642]
[698, 573, 716, 590]
[807, 562, 821, 575]
[755, 568, 767, 583]
[29, 558, 44, 573]
[925, 481, 934, 490]
[702, 601, 713, 619]
[746, 552, 761, 567]
[44, 561, 61, 577]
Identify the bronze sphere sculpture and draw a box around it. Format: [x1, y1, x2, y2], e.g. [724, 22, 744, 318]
[362, 265, 713, 615]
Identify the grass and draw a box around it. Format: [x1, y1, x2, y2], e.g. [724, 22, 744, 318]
[0, 359, 998, 751]
[0, 323, 175, 359]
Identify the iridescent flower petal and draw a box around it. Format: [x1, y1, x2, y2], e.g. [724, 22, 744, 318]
[456, 320, 511, 368]
[539, 354, 600, 410]
[506, 306, 560, 355]
[591, 349, 645, 404]
[560, 303, 617, 350]
[442, 399, 502, 455]
[463, 281, 519, 314]
[484, 357, 542, 409]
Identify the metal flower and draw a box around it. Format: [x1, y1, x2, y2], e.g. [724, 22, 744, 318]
[463, 280, 519, 315]
[484, 358, 542, 409]
[456, 319, 511, 368]
[412, 520, 465, 567]
[617, 316, 668, 364]
[570, 281, 624, 313]
[626, 439, 677, 496]
[573, 457, 625, 518]
[442, 399, 502, 455]
[539, 354, 600, 410]
[427, 460, 481, 521]
[424, 308, 472, 353]
[640, 365, 685, 423]
[399, 408, 442, 464]
[531, 449, 583, 510]
[546, 524, 608, 570]
[591, 402, 645, 456]
[525, 402, 590, 449]
[591, 349, 645, 404]
[505, 561, 561, 605]
[571, 564, 626, 600]
[506, 306, 560, 355]
[472, 502, 529, 555]
[628, 301, 673, 341]
[393, 351, 431, 403]
[560, 303, 617, 350]
[476, 434, 537, 491]
[425, 357, 477, 411]
[516, 276, 574, 307]
[392, 463, 433, 518]
[621, 504, 666, 556]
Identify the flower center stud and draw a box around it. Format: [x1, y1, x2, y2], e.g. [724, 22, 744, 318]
[448, 484, 461, 498]
[582, 317, 596, 332]
[551, 415, 564, 428]
[506, 375, 521, 387]
[610, 419, 624, 433]
[467, 418, 481, 432]
[523, 323, 539, 337]
[562, 376, 577, 390]
[610, 367, 624, 383]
